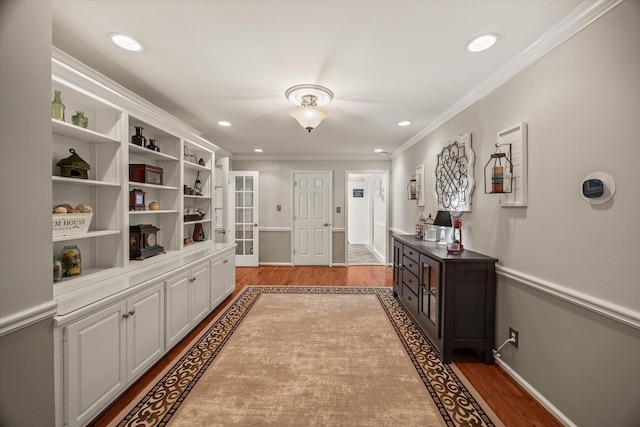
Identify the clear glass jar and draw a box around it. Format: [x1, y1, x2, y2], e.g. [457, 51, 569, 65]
[59, 245, 81, 277]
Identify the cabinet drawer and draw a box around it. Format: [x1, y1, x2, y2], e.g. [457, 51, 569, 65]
[402, 269, 420, 296]
[401, 284, 419, 315]
[403, 245, 419, 262]
[402, 255, 420, 278]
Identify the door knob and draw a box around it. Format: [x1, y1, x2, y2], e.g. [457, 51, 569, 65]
[324, 223, 329, 227]
[253, 223, 258, 227]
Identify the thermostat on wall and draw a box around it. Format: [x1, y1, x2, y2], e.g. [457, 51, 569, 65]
[580, 172, 615, 204]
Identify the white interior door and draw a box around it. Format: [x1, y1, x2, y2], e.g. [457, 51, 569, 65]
[229, 171, 259, 266]
[293, 172, 331, 265]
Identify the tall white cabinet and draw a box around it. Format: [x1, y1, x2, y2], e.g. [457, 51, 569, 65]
[52, 48, 235, 427]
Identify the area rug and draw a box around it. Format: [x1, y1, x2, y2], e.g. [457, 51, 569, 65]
[114, 287, 499, 426]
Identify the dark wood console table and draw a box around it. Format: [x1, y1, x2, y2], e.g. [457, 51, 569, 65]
[392, 233, 498, 364]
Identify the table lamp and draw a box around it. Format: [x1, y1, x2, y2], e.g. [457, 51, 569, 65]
[433, 210, 452, 245]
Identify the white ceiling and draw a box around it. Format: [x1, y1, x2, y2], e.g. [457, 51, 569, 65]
[51, 1, 585, 159]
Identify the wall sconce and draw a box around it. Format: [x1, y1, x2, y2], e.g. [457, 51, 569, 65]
[407, 176, 418, 200]
[433, 210, 452, 245]
[484, 143, 513, 194]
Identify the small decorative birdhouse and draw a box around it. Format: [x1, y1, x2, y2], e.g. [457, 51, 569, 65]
[57, 148, 90, 179]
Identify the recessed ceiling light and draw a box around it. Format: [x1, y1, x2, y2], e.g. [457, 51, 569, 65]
[109, 33, 143, 52]
[397, 121, 411, 127]
[466, 33, 499, 52]
[374, 148, 384, 153]
[254, 148, 263, 153]
[218, 121, 231, 127]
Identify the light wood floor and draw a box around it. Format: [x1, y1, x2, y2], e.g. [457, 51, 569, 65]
[89, 265, 561, 427]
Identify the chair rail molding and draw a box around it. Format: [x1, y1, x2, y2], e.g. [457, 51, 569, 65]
[497, 265, 640, 330]
[0, 300, 58, 337]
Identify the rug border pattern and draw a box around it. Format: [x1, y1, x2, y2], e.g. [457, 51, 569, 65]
[116, 286, 496, 426]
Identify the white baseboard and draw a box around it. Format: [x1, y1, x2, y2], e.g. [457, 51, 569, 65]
[494, 357, 576, 427]
[258, 262, 292, 266]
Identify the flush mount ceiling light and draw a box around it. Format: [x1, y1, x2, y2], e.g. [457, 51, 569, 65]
[285, 84, 334, 133]
[109, 33, 143, 52]
[466, 33, 499, 52]
[397, 120, 412, 127]
[218, 121, 231, 127]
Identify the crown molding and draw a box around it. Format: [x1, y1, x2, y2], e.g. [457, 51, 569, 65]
[392, 0, 623, 158]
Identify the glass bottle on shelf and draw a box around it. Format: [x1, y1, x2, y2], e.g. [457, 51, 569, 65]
[194, 171, 204, 196]
[59, 245, 81, 277]
[71, 111, 89, 128]
[131, 126, 146, 146]
[53, 255, 63, 282]
[52, 90, 65, 121]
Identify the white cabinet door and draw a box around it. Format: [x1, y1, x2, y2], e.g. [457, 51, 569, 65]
[211, 250, 235, 309]
[191, 262, 211, 324]
[64, 302, 127, 427]
[165, 272, 191, 349]
[126, 283, 165, 382]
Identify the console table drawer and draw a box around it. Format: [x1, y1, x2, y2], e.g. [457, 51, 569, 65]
[402, 269, 420, 296]
[401, 284, 419, 315]
[403, 245, 419, 262]
[402, 255, 420, 278]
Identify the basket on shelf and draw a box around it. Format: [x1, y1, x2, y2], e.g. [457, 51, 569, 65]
[184, 208, 205, 222]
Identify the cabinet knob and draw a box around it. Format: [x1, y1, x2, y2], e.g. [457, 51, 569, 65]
[190, 277, 196, 282]
[123, 313, 130, 319]
[128, 310, 135, 316]
[223, 259, 228, 263]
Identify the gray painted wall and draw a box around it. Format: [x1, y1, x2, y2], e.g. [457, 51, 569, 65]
[391, 2, 640, 425]
[0, 1, 56, 425]
[233, 159, 391, 264]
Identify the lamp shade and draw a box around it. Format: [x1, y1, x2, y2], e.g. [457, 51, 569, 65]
[433, 210, 452, 227]
[288, 106, 329, 132]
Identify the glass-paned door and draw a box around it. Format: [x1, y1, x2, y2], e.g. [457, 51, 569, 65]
[229, 171, 259, 266]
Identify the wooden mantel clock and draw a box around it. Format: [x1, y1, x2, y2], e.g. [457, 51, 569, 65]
[129, 224, 164, 260]
[129, 188, 146, 211]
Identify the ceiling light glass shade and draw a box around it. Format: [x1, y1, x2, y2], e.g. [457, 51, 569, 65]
[289, 105, 329, 133]
[285, 84, 334, 132]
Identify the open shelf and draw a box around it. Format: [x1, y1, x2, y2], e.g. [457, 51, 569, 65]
[53, 176, 119, 188]
[53, 229, 120, 243]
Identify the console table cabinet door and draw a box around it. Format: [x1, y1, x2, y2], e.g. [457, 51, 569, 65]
[392, 240, 403, 297]
[64, 302, 127, 427]
[419, 254, 441, 345]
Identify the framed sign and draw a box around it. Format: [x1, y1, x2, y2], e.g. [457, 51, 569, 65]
[353, 188, 364, 198]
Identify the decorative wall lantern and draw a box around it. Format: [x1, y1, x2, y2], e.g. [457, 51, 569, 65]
[484, 143, 513, 194]
[407, 176, 418, 200]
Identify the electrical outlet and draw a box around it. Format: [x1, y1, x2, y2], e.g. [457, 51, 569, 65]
[509, 327, 519, 348]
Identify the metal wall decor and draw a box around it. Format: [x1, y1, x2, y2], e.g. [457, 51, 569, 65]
[434, 133, 475, 215]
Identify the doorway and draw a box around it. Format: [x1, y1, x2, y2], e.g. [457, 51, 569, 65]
[229, 171, 259, 266]
[292, 171, 332, 265]
[346, 171, 388, 266]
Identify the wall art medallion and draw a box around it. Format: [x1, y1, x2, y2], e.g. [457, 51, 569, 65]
[434, 133, 475, 216]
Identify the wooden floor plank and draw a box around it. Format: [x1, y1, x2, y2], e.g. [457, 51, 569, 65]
[88, 265, 560, 427]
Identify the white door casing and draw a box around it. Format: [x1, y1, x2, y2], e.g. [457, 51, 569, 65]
[293, 171, 332, 266]
[229, 171, 259, 266]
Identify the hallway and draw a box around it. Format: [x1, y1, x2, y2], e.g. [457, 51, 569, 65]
[348, 244, 382, 265]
